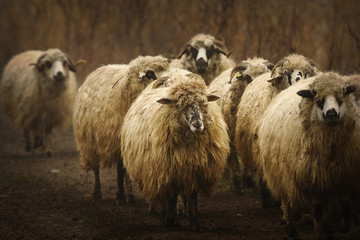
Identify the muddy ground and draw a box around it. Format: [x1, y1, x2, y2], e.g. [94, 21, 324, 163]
[0, 111, 359, 240]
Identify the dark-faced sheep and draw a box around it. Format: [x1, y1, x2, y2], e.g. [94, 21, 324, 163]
[170, 33, 235, 85]
[73, 55, 169, 203]
[257, 73, 360, 239]
[0, 48, 82, 156]
[208, 57, 274, 193]
[121, 73, 229, 231]
[234, 54, 321, 206]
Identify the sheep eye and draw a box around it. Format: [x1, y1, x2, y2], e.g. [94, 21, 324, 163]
[189, 47, 198, 58]
[206, 48, 214, 59]
[316, 98, 324, 109]
[45, 61, 52, 69]
[63, 61, 67, 67]
[145, 70, 156, 80]
[337, 98, 343, 106]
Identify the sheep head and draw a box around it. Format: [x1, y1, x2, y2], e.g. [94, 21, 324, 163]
[268, 54, 321, 89]
[127, 55, 170, 85]
[230, 58, 274, 84]
[173, 34, 230, 76]
[30, 49, 84, 83]
[297, 73, 356, 127]
[157, 74, 219, 134]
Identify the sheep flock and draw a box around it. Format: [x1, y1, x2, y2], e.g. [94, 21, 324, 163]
[1, 33, 360, 239]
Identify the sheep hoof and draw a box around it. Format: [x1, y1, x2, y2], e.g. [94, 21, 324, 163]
[340, 223, 350, 233]
[127, 194, 135, 204]
[148, 205, 157, 215]
[189, 218, 202, 232]
[286, 225, 298, 239]
[160, 210, 179, 228]
[25, 145, 31, 152]
[294, 211, 301, 221]
[46, 151, 52, 158]
[242, 176, 254, 190]
[232, 176, 243, 195]
[92, 191, 102, 200]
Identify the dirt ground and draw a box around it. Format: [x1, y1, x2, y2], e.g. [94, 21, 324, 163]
[0, 111, 359, 240]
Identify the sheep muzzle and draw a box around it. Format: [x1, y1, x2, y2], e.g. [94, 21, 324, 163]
[195, 58, 208, 74]
[54, 71, 65, 82]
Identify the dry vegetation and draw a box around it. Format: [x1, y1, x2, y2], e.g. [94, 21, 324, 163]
[0, 0, 359, 84]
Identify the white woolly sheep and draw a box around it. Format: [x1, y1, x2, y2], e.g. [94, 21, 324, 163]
[170, 33, 235, 85]
[121, 73, 229, 231]
[257, 72, 360, 239]
[0, 48, 82, 157]
[208, 57, 274, 193]
[73, 55, 170, 203]
[234, 54, 321, 206]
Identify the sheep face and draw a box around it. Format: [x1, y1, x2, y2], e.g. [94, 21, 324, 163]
[287, 70, 306, 85]
[31, 49, 75, 86]
[157, 87, 219, 134]
[175, 35, 228, 76]
[297, 76, 357, 126]
[138, 70, 157, 82]
[268, 54, 321, 90]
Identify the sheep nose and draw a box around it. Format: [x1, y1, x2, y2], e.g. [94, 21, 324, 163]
[195, 58, 208, 73]
[325, 108, 339, 120]
[54, 72, 64, 81]
[191, 120, 204, 133]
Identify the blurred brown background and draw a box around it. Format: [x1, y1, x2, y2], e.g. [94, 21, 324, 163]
[0, 0, 359, 83]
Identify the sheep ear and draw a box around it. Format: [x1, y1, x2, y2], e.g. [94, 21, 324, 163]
[297, 89, 314, 99]
[152, 77, 169, 89]
[157, 98, 176, 105]
[207, 94, 220, 102]
[267, 76, 282, 86]
[265, 61, 274, 70]
[344, 85, 357, 95]
[30, 53, 47, 72]
[230, 63, 249, 81]
[271, 59, 285, 77]
[172, 42, 191, 59]
[65, 53, 76, 72]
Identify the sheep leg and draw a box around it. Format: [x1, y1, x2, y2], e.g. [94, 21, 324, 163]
[260, 176, 278, 208]
[281, 200, 298, 239]
[33, 135, 43, 149]
[160, 194, 179, 228]
[43, 126, 53, 157]
[116, 160, 126, 204]
[340, 198, 352, 233]
[24, 130, 32, 152]
[124, 172, 135, 203]
[313, 200, 333, 240]
[188, 191, 202, 232]
[92, 166, 102, 199]
[242, 166, 254, 190]
[227, 144, 243, 194]
[148, 203, 157, 214]
[180, 194, 187, 218]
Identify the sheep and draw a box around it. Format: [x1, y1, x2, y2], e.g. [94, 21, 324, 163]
[170, 33, 235, 85]
[73, 55, 170, 203]
[208, 57, 274, 193]
[121, 73, 230, 231]
[0, 48, 82, 157]
[257, 72, 360, 239]
[234, 54, 321, 206]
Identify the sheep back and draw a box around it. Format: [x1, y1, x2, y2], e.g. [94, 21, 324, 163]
[234, 72, 280, 172]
